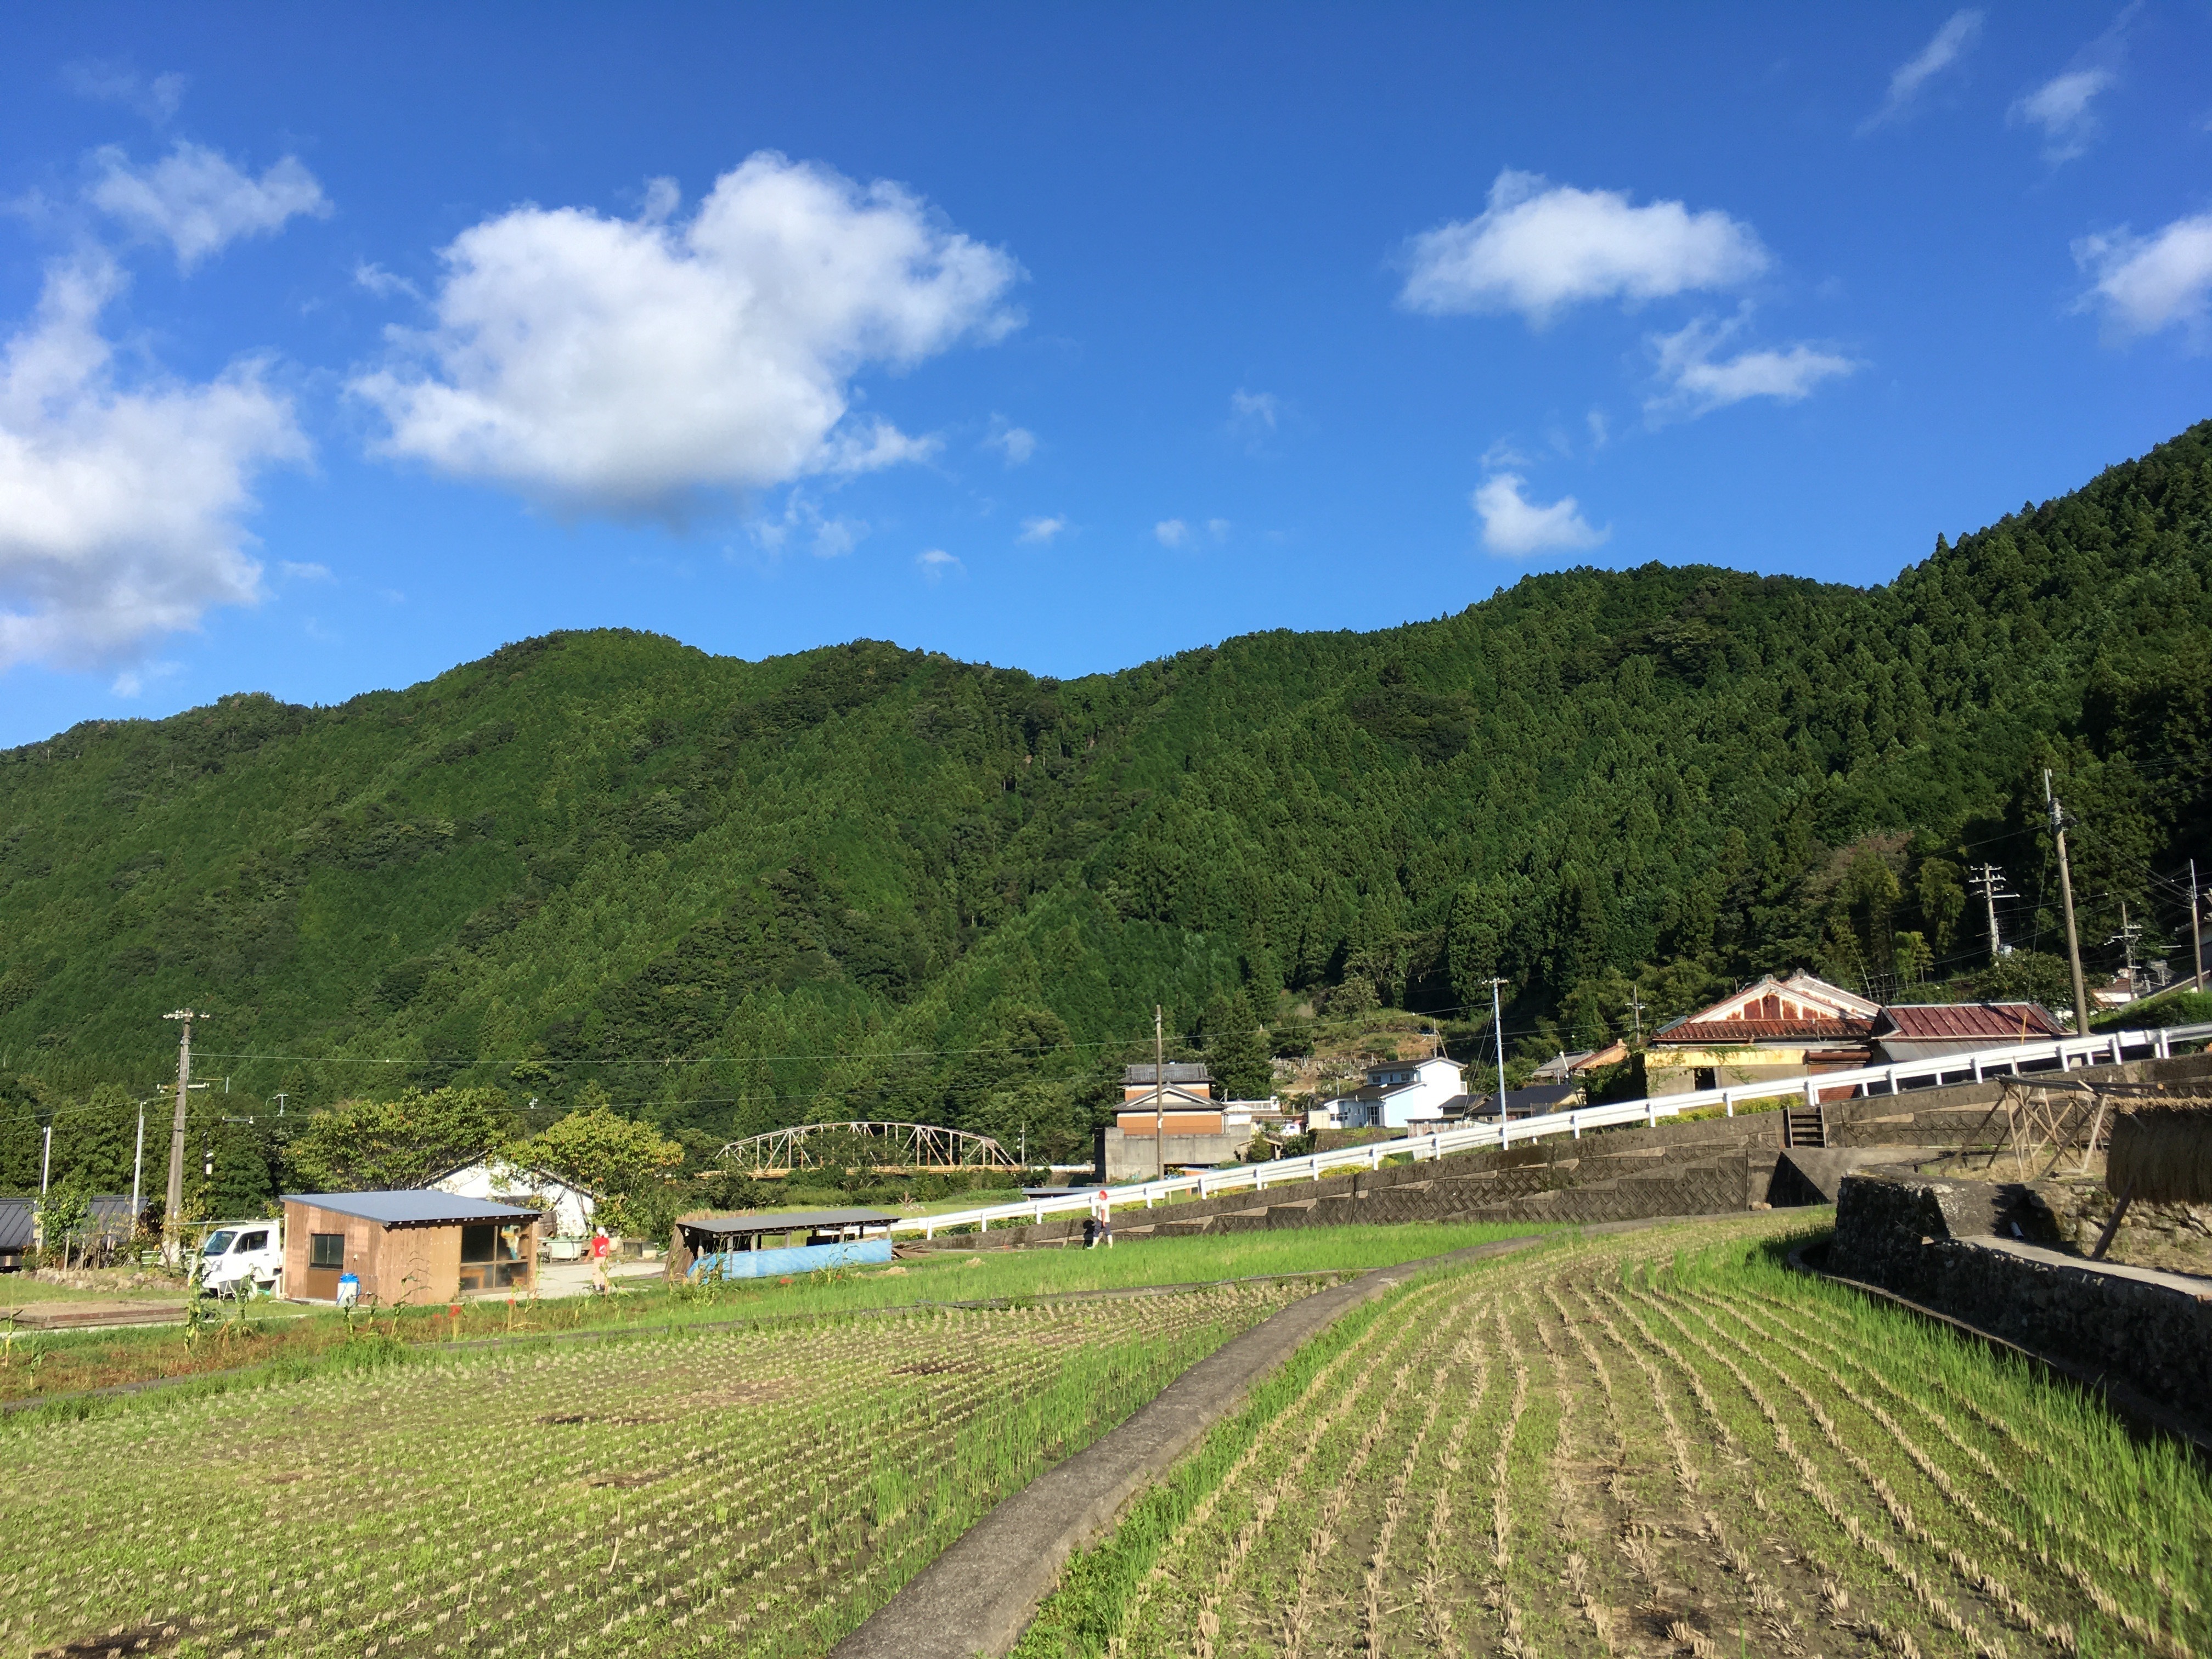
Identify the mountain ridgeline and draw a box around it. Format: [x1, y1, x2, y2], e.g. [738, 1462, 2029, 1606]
[3, 422, 2209, 1168]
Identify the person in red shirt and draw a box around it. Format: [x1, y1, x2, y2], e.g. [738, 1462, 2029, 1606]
[588, 1225, 612, 1294]
[1088, 1188, 1113, 1249]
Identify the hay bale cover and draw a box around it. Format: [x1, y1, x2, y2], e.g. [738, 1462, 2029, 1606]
[2107, 1104, 2212, 1204]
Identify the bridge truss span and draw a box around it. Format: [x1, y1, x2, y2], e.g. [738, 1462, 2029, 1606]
[719, 1120, 1020, 1177]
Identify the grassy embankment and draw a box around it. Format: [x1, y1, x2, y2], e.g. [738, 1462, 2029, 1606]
[0, 1218, 1555, 1406]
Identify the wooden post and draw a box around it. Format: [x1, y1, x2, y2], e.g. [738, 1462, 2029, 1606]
[2090, 1180, 2135, 1262]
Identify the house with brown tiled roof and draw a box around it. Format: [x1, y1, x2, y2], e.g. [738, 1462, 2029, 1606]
[1645, 971, 1878, 1097]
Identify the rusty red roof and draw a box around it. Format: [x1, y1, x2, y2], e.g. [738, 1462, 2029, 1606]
[1654, 1018, 1872, 1044]
[1872, 1003, 2062, 1040]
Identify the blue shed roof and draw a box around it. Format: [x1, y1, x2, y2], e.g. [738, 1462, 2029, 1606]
[284, 1191, 541, 1227]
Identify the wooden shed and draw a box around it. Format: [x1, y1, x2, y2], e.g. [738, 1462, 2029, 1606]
[282, 1191, 540, 1305]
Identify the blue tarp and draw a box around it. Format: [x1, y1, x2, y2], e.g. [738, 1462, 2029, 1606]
[689, 1238, 892, 1279]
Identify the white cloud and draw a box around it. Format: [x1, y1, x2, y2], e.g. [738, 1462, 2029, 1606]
[0, 256, 306, 671]
[983, 417, 1036, 465]
[915, 548, 961, 580]
[1017, 514, 1066, 544]
[1472, 472, 1609, 557]
[1646, 314, 1858, 419]
[1153, 518, 1189, 548]
[61, 62, 186, 122]
[1229, 389, 1277, 431]
[748, 492, 868, 558]
[1401, 171, 1768, 326]
[279, 560, 334, 582]
[1207, 518, 1231, 541]
[110, 659, 179, 699]
[352, 151, 1022, 518]
[1863, 11, 1984, 132]
[88, 142, 329, 270]
[2074, 213, 2212, 341]
[2011, 67, 2115, 162]
[354, 261, 419, 301]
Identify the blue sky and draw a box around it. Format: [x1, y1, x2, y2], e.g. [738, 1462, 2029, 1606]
[2, 4, 2208, 746]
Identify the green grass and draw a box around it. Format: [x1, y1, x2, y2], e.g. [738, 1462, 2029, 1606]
[0, 1280, 1312, 1658]
[0, 1271, 188, 1306]
[0, 1220, 1556, 1405]
[1015, 1214, 2212, 1659]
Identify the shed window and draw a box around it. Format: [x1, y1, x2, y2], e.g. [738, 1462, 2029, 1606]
[458, 1221, 531, 1291]
[309, 1233, 344, 1269]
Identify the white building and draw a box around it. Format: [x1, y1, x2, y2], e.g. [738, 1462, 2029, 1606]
[1317, 1056, 1469, 1131]
[430, 1157, 599, 1239]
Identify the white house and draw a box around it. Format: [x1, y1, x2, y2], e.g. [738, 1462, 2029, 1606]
[430, 1157, 599, 1239]
[1319, 1056, 1469, 1131]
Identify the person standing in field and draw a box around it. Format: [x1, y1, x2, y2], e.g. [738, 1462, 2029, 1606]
[1088, 1187, 1113, 1249]
[588, 1225, 612, 1294]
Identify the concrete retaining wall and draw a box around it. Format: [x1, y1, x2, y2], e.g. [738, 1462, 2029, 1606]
[1830, 1167, 2212, 1431]
[897, 1050, 2212, 1257]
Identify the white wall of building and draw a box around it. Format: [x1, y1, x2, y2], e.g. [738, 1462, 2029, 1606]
[432, 1159, 597, 1238]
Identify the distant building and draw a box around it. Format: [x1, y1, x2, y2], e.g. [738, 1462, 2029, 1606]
[430, 1156, 599, 1239]
[1464, 1082, 1581, 1121]
[1317, 1055, 1468, 1131]
[1871, 1002, 2063, 1064]
[1645, 972, 1879, 1097]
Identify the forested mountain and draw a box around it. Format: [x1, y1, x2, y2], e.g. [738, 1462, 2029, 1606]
[3, 421, 2208, 1182]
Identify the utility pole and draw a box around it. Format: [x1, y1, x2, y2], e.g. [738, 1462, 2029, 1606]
[162, 1008, 200, 1263]
[1487, 978, 1510, 1123]
[40, 1123, 50, 1195]
[1969, 863, 2015, 962]
[2191, 859, 2205, 992]
[2106, 901, 2142, 997]
[272, 1093, 288, 1117]
[2046, 774, 2092, 1037]
[129, 1101, 146, 1235]
[1629, 987, 1643, 1045]
[1153, 1005, 1167, 1182]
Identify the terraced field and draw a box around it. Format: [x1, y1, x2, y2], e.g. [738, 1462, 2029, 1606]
[0, 1279, 1311, 1659]
[1019, 1217, 2212, 1659]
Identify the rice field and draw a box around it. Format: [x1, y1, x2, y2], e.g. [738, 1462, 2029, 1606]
[1017, 1215, 2212, 1659]
[0, 1278, 1313, 1659]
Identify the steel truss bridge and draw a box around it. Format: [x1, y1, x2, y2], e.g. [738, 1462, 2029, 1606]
[719, 1120, 1020, 1177]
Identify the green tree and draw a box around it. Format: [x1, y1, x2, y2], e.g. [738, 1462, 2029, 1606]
[1202, 989, 1274, 1101]
[285, 1087, 521, 1191]
[1915, 859, 1966, 955]
[529, 1104, 684, 1200]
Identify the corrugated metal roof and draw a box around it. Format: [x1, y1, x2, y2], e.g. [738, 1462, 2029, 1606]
[1875, 1003, 2062, 1040]
[1654, 1018, 1874, 1043]
[1124, 1063, 1211, 1084]
[0, 1198, 32, 1252]
[678, 1207, 894, 1238]
[283, 1191, 542, 1226]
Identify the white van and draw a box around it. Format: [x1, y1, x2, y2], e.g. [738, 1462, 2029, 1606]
[196, 1222, 283, 1297]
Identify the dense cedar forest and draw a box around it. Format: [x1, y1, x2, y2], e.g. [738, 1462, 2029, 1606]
[2, 420, 2209, 1194]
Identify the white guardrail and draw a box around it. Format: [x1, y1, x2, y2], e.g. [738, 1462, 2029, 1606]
[899, 1021, 2212, 1240]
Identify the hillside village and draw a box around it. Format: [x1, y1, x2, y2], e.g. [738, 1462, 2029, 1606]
[4, 12, 2212, 1651]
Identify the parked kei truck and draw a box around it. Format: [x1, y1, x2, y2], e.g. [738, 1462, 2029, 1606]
[194, 1221, 283, 1297]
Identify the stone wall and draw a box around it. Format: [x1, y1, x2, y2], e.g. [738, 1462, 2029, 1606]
[902, 1144, 1752, 1254]
[897, 1049, 2212, 1257]
[1830, 1168, 2212, 1431]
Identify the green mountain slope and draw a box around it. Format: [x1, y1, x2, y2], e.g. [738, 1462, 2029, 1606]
[3, 420, 2209, 1171]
